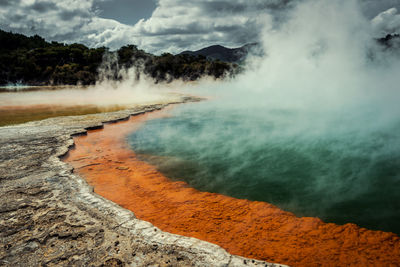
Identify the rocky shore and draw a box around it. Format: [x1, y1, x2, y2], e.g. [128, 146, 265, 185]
[0, 96, 286, 267]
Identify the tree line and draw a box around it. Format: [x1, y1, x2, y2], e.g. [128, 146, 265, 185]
[0, 29, 239, 86]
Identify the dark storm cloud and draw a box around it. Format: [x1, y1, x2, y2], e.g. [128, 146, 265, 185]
[0, 0, 18, 6]
[199, 0, 292, 15]
[31, 1, 57, 13]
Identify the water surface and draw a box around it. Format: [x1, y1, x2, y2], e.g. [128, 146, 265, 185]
[129, 101, 400, 234]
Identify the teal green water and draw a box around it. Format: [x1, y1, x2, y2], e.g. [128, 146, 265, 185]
[128, 101, 400, 234]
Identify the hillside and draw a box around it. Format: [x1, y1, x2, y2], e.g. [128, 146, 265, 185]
[180, 43, 260, 63]
[0, 30, 239, 86]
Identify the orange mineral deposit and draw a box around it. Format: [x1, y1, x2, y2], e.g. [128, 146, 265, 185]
[64, 109, 400, 267]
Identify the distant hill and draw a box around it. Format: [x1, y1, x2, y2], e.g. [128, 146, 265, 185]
[181, 35, 400, 63]
[179, 43, 261, 63]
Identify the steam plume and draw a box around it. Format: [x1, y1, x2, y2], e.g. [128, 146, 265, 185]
[129, 0, 400, 232]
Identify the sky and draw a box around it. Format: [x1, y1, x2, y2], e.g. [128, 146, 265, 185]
[0, 0, 399, 54]
[95, 0, 156, 25]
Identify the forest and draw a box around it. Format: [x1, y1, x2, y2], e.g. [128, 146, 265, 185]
[0, 29, 239, 86]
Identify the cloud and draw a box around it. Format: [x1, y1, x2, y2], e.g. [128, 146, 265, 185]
[0, 0, 399, 54]
[30, 0, 56, 13]
[371, 7, 400, 37]
[0, 0, 94, 42]
[129, 0, 277, 52]
[0, 0, 19, 6]
[360, 0, 400, 18]
[0, 0, 285, 53]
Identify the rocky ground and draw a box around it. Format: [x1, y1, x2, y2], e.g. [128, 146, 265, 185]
[0, 96, 286, 267]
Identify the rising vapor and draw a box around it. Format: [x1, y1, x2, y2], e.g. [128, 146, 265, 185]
[128, 0, 400, 233]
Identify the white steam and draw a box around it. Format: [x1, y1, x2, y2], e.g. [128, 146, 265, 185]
[132, 0, 400, 227]
[192, 0, 400, 133]
[0, 52, 190, 108]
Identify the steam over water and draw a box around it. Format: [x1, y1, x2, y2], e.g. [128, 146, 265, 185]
[129, 102, 400, 233]
[129, 0, 400, 234]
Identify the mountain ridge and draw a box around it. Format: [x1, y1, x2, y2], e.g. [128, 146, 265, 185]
[179, 43, 260, 63]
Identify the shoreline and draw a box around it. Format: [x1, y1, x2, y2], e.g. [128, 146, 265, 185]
[64, 102, 400, 266]
[0, 96, 278, 266]
[0, 103, 135, 127]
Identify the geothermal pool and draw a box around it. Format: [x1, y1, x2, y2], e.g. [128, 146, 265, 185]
[129, 100, 400, 234]
[66, 105, 400, 266]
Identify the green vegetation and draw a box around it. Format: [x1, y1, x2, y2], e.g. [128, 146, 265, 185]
[0, 30, 238, 86]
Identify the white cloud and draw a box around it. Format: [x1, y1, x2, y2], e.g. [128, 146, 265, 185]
[1, 0, 400, 54]
[371, 7, 400, 37]
[130, 0, 272, 52]
[0, 0, 94, 41]
[0, 0, 282, 53]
